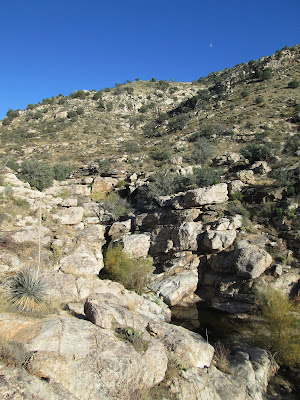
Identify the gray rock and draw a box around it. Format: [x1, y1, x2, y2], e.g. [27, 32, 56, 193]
[203, 229, 236, 252]
[22, 316, 168, 399]
[235, 240, 273, 279]
[59, 243, 104, 276]
[108, 219, 132, 238]
[148, 269, 199, 306]
[53, 207, 84, 225]
[158, 183, 228, 209]
[114, 233, 151, 258]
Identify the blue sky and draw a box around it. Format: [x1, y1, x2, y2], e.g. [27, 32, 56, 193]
[0, 0, 299, 119]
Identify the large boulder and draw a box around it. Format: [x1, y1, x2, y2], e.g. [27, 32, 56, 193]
[203, 229, 237, 252]
[150, 222, 203, 255]
[59, 243, 104, 276]
[114, 233, 151, 258]
[148, 269, 199, 306]
[158, 183, 228, 209]
[11, 316, 168, 399]
[53, 207, 84, 225]
[234, 240, 273, 279]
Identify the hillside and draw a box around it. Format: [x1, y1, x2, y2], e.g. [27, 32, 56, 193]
[0, 45, 299, 399]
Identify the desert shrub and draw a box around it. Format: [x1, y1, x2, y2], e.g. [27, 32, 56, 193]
[288, 80, 299, 89]
[70, 90, 87, 99]
[241, 144, 272, 163]
[124, 86, 134, 95]
[193, 166, 221, 187]
[106, 102, 113, 111]
[190, 137, 215, 165]
[6, 269, 47, 312]
[19, 161, 54, 190]
[284, 133, 300, 154]
[6, 109, 19, 119]
[156, 113, 169, 124]
[149, 147, 171, 162]
[253, 289, 300, 367]
[53, 163, 72, 181]
[143, 121, 160, 137]
[168, 114, 189, 132]
[138, 167, 222, 208]
[6, 160, 19, 171]
[67, 110, 78, 121]
[124, 141, 140, 154]
[157, 80, 169, 90]
[99, 192, 132, 220]
[241, 89, 249, 98]
[104, 245, 154, 292]
[2, 117, 12, 126]
[197, 123, 230, 138]
[255, 95, 264, 105]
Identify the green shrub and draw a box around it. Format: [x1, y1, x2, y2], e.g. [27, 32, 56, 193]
[19, 161, 54, 191]
[99, 192, 132, 220]
[288, 80, 300, 89]
[241, 144, 272, 163]
[104, 245, 154, 292]
[255, 96, 264, 105]
[106, 102, 113, 112]
[254, 289, 300, 367]
[190, 137, 215, 164]
[53, 163, 72, 181]
[2, 117, 12, 126]
[67, 110, 78, 121]
[7, 269, 47, 312]
[70, 90, 87, 99]
[150, 147, 171, 162]
[168, 114, 189, 132]
[6, 109, 19, 119]
[115, 327, 148, 352]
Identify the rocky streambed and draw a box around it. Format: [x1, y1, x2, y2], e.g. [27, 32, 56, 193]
[0, 170, 299, 399]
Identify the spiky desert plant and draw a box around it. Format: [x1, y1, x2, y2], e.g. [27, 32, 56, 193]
[8, 269, 47, 312]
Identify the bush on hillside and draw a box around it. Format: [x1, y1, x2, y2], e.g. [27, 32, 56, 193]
[190, 137, 215, 165]
[99, 192, 132, 221]
[138, 167, 222, 208]
[288, 80, 300, 89]
[19, 161, 54, 191]
[241, 144, 272, 163]
[254, 289, 300, 367]
[104, 245, 154, 292]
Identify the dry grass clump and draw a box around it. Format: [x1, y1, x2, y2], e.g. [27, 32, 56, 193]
[213, 341, 231, 373]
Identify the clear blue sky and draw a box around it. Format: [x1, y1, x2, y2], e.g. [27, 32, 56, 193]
[0, 0, 299, 119]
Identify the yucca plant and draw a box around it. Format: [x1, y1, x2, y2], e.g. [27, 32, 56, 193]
[8, 269, 47, 312]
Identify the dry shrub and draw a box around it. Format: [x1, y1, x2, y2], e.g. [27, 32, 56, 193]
[104, 245, 154, 292]
[254, 289, 300, 367]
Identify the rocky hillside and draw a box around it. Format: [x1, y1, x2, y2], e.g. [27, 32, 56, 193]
[0, 45, 299, 399]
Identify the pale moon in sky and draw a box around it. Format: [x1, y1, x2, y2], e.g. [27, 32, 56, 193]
[209, 43, 213, 48]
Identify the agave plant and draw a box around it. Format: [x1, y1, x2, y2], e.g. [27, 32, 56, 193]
[8, 269, 47, 312]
